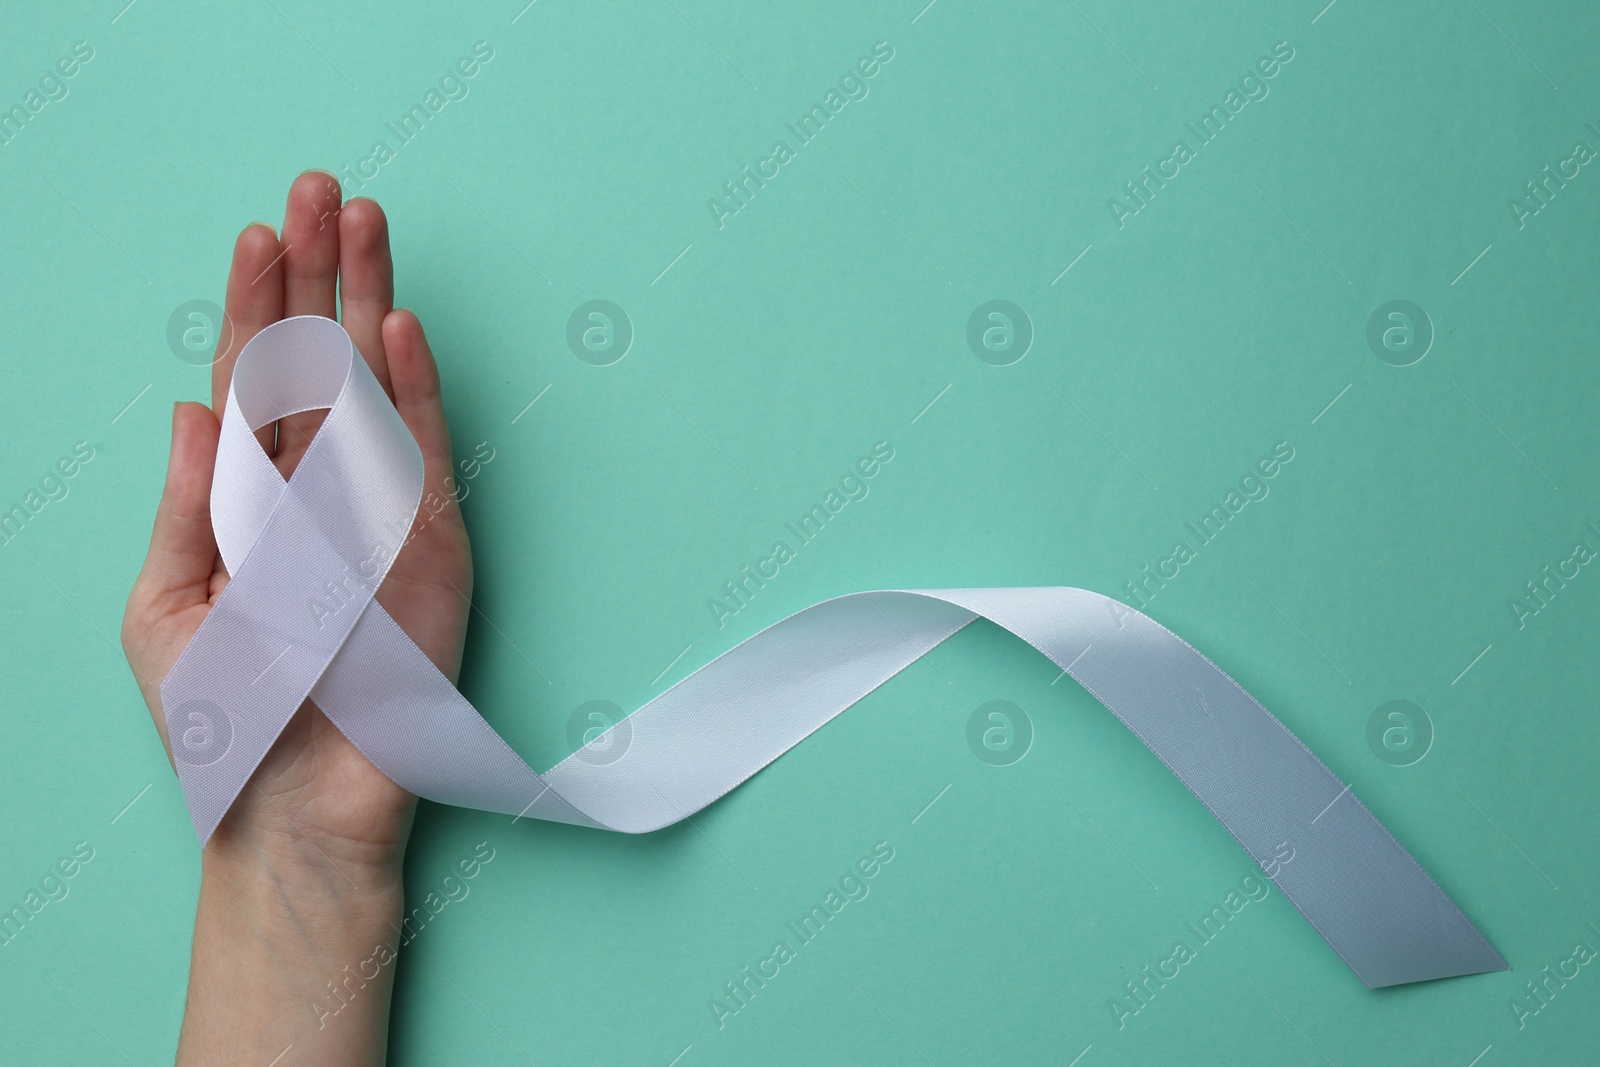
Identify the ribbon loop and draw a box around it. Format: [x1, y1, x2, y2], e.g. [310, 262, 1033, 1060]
[159, 316, 1507, 988]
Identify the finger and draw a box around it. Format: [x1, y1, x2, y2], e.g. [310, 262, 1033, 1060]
[338, 197, 395, 401]
[381, 308, 472, 680]
[282, 169, 342, 317]
[135, 402, 221, 611]
[383, 310, 456, 481]
[275, 170, 343, 472]
[211, 223, 285, 457]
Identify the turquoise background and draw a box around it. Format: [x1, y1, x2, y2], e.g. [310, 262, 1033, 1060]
[2, 0, 1598, 1063]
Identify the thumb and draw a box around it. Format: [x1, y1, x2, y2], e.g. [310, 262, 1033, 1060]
[136, 401, 221, 610]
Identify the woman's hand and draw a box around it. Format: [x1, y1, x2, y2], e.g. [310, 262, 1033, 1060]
[120, 171, 473, 1065]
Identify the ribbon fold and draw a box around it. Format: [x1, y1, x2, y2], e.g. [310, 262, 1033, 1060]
[159, 316, 1507, 989]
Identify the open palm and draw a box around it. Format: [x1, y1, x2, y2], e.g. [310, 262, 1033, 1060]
[122, 172, 472, 881]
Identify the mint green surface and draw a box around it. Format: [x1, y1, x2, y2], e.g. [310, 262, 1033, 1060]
[3, 1, 1598, 1063]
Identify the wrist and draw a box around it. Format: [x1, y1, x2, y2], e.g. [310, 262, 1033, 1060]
[200, 759, 417, 896]
[199, 842, 405, 936]
[180, 843, 406, 1066]
[201, 826, 408, 906]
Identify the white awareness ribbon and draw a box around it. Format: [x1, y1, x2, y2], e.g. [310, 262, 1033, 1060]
[159, 316, 1508, 989]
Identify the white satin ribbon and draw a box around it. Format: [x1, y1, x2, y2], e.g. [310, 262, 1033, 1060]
[159, 316, 1508, 989]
